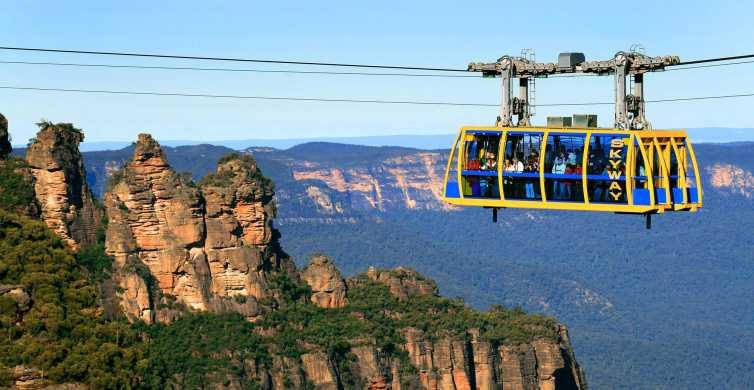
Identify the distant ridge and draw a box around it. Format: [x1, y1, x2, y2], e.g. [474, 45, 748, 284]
[13, 127, 754, 153]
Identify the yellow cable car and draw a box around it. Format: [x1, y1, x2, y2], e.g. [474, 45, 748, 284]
[442, 126, 703, 216]
[444, 51, 703, 227]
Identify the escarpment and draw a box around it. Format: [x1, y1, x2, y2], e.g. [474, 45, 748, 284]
[25, 122, 101, 250]
[258, 256, 587, 390]
[104, 135, 296, 323]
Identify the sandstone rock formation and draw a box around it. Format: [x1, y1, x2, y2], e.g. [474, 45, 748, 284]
[0, 284, 31, 314]
[363, 266, 438, 301]
[104, 135, 295, 323]
[0, 113, 10, 158]
[25, 122, 100, 250]
[97, 135, 586, 388]
[301, 254, 348, 308]
[707, 163, 754, 198]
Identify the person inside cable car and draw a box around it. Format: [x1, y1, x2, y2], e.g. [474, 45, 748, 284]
[503, 156, 513, 196]
[592, 165, 611, 201]
[524, 157, 538, 199]
[567, 150, 577, 165]
[481, 151, 497, 170]
[564, 164, 576, 200]
[551, 152, 567, 199]
[573, 163, 584, 200]
[512, 156, 524, 198]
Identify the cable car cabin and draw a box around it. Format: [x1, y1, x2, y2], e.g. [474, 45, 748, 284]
[442, 126, 703, 215]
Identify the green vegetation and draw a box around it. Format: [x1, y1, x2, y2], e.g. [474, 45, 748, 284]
[199, 152, 273, 191]
[106, 166, 127, 191]
[0, 158, 37, 213]
[261, 272, 557, 361]
[135, 313, 269, 389]
[0, 210, 141, 387]
[35, 120, 82, 134]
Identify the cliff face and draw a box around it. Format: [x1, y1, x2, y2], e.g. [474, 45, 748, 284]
[25, 123, 100, 250]
[276, 258, 586, 390]
[247, 146, 453, 223]
[707, 163, 754, 198]
[104, 135, 295, 323]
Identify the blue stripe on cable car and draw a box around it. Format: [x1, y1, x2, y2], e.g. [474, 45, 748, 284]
[689, 188, 699, 203]
[445, 182, 460, 198]
[585, 174, 626, 180]
[656, 188, 668, 204]
[633, 189, 651, 205]
[462, 170, 498, 176]
[545, 132, 587, 137]
[461, 171, 630, 181]
[503, 172, 539, 178]
[672, 188, 686, 203]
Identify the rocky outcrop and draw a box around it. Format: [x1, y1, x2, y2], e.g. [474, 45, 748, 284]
[25, 122, 100, 250]
[0, 113, 10, 158]
[301, 254, 348, 308]
[0, 284, 31, 315]
[362, 266, 438, 301]
[104, 136, 294, 323]
[8, 365, 85, 390]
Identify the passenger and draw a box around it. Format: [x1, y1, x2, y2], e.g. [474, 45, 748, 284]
[592, 166, 610, 201]
[588, 147, 605, 174]
[514, 157, 524, 173]
[551, 153, 567, 199]
[638, 164, 647, 188]
[512, 157, 524, 197]
[567, 150, 577, 165]
[524, 160, 536, 199]
[482, 152, 497, 170]
[564, 164, 575, 199]
[574, 164, 583, 200]
[503, 158, 514, 196]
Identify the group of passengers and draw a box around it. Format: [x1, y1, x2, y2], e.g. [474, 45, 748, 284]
[550, 150, 583, 200]
[501, 152, 540, 199]
[467, 139, 627, 202]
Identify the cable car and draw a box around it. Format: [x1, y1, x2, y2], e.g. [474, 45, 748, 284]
[442, 51, 703, 227]
[442, 126, 702, 214]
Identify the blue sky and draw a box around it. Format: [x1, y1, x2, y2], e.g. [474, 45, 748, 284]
[1, 1, 753, 144]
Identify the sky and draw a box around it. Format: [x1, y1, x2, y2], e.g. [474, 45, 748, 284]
[1, 1, 753, 145]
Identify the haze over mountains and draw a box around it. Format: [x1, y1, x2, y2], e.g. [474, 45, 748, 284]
[14, 126, 754, 152]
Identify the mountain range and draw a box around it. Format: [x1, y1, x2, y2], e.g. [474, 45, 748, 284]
[13, 126, 754, 152]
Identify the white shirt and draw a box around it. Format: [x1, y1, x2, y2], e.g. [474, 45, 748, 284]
[552, 160, 566, 174]
[514, 161, 524, 173]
